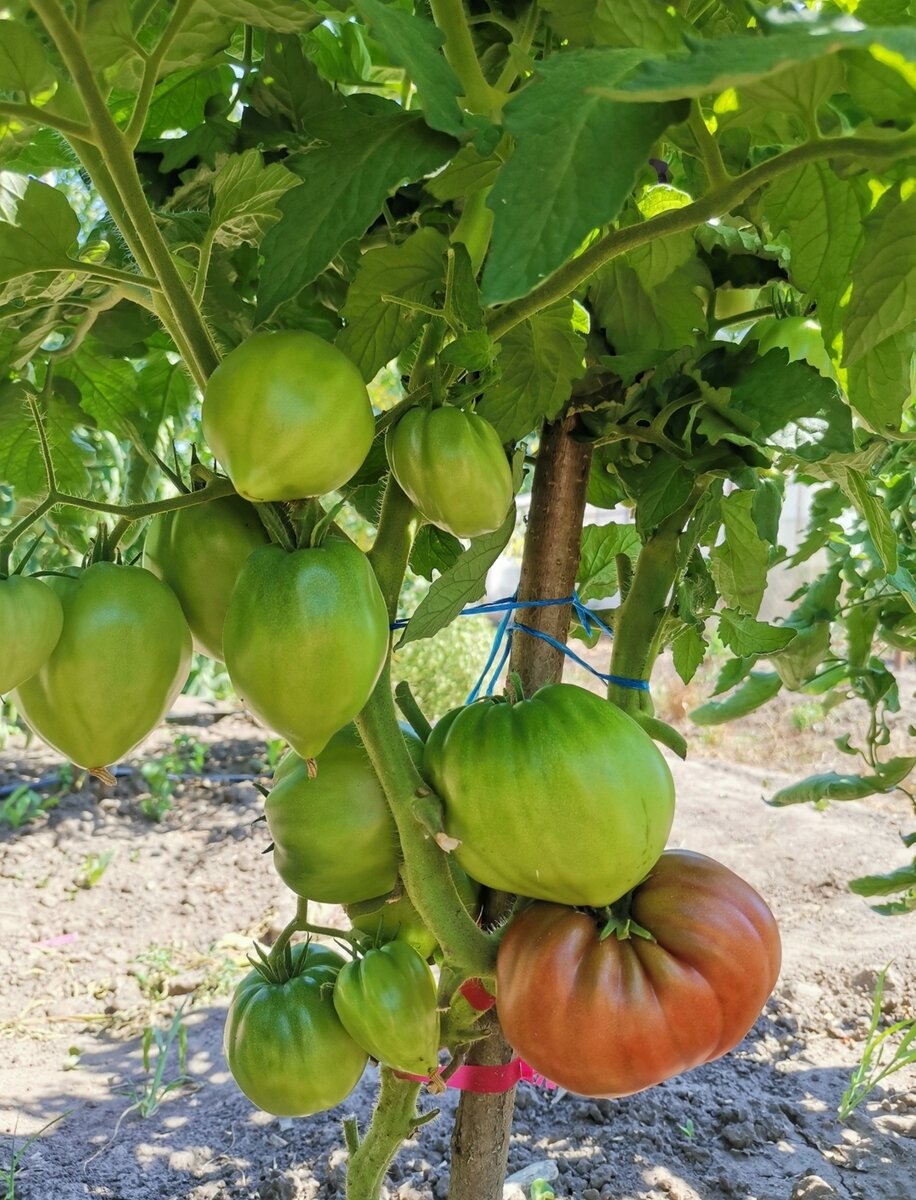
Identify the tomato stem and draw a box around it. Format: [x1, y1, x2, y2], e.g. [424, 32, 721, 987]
[345, 1069, 423, 1200]
[394, 681, 433, 742]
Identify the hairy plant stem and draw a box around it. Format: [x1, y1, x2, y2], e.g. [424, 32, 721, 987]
[345, 1070, 422, 1200]
[31, 0, 220, 389]
[487, 130, 916, 340]
[449, 414, 593, 1200]
[429, 0, 502, 118]
[607, 495, 701, 716]
[688, 100, 730, 189]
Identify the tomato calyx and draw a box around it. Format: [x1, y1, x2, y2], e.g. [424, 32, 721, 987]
[594, 891, 656, 943]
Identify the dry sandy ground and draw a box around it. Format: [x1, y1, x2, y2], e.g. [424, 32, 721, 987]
[0, 706, 914, 1200]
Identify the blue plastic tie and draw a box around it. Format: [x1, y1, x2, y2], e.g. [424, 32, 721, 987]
[391, 592, 649, 703]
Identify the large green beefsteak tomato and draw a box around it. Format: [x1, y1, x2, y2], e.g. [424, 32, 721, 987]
[0, 575, 63, 694]
[202, 331, 374, 502]
[225, 942, 367, 1117]
[14, 564, 191, 771]
[386, 406, 513, 539]
[223, 540, 389, 759]
[333, 941, 440, 1076]
[142, 494, 268, 660]
[266, 724, 422, 904]
[424, 683, 675, 906]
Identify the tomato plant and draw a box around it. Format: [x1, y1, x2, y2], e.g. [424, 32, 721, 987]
[224, 941, 367, 1118]
[0, 2, 913, 1198]
[495, 850, 782, 1098]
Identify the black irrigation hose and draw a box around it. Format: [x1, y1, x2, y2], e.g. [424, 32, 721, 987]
[0, 768, 265, 799]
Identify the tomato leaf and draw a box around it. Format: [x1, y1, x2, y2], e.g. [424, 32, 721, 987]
[589, 254, 710, 354]
[476, 300, 585, 442]
[0, 19, 57, 99]
[672, 625, 706, 685]
[353, 0, 467, 138]
[397, 507, 516, 647]
[409, 525, 464, 583]
[709, 490, 770, 617]
[591, 25, 916, 102]
[481, 50, 685, 305]
[337, 227, 448, 382]
[767, 757, 915, 807]
[0, 380, 91, 496]
[257, 102, 456, 319]
[718, 610, 797, 657]
[843, 188, 916, 367]
[689, 670, 782, 726]
[577, 522, 640, 603]
[846, 329, 916, 432]
[207, 150, 299, 249]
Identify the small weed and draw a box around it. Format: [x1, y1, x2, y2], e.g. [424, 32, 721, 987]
[1, 1112, 68, 1200]
[0, 786, 58, 830]
[790, 700, 825, 732]
[138, 734, 207, 821]
[74, 850, 114, 889]
[839, 964, 916, 1119]
[62, 1046, 81, 1071]
[263, 737, 287, 772]
[677, 1116, 696, 1139]
[119, 1009, 195, 1120]
[131, 944, 179, 1002]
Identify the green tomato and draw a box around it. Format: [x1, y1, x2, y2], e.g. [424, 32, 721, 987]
[424, 683, 675, 907]
[333, 941, 440, 1076]
[224, 942, 367, 1117]
[14, 564, 191, 771]
[267, 724, 424, 904]
[750, 316, 835, 378]
[142, 494, 268, 661]
[0, 576, 63, 695]
[386, 406, 513, 539]
[202, 331, 375, 502]
[224, 540, 389, 759]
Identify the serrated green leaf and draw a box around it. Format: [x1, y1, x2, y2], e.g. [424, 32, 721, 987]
[207, 149, 298, 249]
[741, 54, 844, 122]
[482, 50, 684, 305]
[843, 189, 916, 367]
[618, 454, 695, 539]
[258, 102, 455, 319]
[0, 19, 56, 99]
[577, 522, 640, 603]
[425, 144, 503, 202]
[843, 47, 916, 123]
[337, 227, 448, 382]
[768, 757, 915, 807]
[709, 490, 770, 616]
[729, 351, 854, 463]
[589, 254, 710, 354]
[409, 524, 464, 582]
[398, 507, 516, 647]
[751, 477, 782, 547]
[141, 64, 235, 139]
[814, 464, 897, 575]
[248, 34, 345, 132]
[593, 26, 916, 102]
[672, 625, 706, 684]
[849, 860, 916, 899]
[0, 380, 90, 496]
[690, 670, 782, 725]
[541, 0, 689, 50]
[198, 0, 318, 33]
[763, 162, 865, 340]
[718, 609, 797, 656]
[846, 329, 915, 432]
[476, 301, 584, 442]
[0, 178, 79, 282]
[354, 0, 466, 137]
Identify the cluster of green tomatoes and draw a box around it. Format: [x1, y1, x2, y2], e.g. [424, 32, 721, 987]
[1, 330, 781, 1120]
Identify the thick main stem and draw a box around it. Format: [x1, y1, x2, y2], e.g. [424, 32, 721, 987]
[346, 1070, 422, 1200]
[448, 415, 592, 1200]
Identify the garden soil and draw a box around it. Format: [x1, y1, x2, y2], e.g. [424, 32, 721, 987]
[1, 700, 914, 1200]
